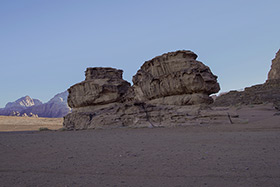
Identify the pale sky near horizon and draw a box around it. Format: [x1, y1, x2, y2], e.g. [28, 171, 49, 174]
[0, 0, 279, 107]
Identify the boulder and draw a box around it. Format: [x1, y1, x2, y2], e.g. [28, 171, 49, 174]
[132, 50, 220, 105]
[67, 67, 131, 108]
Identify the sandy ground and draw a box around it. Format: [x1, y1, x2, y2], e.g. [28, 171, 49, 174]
[0, 104, 280, 186]
[0, 116, 62, 131]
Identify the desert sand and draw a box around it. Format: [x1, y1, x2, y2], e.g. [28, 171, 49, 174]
[0, 104, 280, 186]
[0, 116, 62, 132]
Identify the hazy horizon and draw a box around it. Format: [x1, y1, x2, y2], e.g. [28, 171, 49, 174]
[1, 0, 279, 107]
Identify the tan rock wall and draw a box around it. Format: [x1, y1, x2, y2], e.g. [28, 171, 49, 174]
[268, 49, 280, 80]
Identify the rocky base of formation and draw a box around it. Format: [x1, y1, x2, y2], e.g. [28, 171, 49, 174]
[63, 50, 244, 130]
[64, 103, 240, 130]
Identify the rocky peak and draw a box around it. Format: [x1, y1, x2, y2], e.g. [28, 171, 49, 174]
[214, 48, 280, 107]
[5, 96, 42, 109]
[47, 91, 68, 104]
[267, 49, 280, 81]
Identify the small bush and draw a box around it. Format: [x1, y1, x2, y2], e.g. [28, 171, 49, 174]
[39, 127, 51, 131]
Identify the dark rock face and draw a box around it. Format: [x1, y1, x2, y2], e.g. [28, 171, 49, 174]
[63, 50, 227, 130]
[213, 49, 280, 107]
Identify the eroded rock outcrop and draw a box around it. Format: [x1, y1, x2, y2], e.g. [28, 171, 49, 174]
[68, 68, 131, 108]
[63, 50, 239, 130]
[132, 50, 220, 105]
[268, 49, 280, 81]
[214, 49, 280, 107]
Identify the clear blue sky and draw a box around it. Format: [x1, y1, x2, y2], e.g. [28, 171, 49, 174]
[0, 0, 279, 107]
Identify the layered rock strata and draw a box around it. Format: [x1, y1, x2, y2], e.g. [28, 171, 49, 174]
[67, 67, 131, 108]
[63, 50, 239, 130]
[131, 50, 220, 105]
[214, 49, 280, 107]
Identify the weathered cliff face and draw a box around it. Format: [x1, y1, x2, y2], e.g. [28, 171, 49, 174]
[132, 50, 220, 105]
[213, 49, 280, 108]
[63, 50, 230, 130]
[67, 68, 131, 108]
[268, 49, 280, 81]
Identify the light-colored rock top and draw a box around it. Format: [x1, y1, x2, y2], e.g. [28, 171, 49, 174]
[268, 49, 280, 80]
[140, 50, 198, 72]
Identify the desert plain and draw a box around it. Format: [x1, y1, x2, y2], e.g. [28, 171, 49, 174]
[0, 104, 280, 186]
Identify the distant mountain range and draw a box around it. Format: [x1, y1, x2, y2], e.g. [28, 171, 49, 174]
[0, 91, 71, 118]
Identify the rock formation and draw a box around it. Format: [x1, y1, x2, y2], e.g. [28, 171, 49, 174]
[213, 49, 280, 107]
[67, 68, 130, 108]
[268, 49, 280, 81]
[131, 50, 220, 105]
[63, 50, 240, 130]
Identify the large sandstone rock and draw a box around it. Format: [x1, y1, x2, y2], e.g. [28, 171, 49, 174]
[63, 50, 230, 130]
[214, 49, 280, 107]
[67, 68, 131, 108]
[132, 50, 220, 105]
[268, 49, 280, 80]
